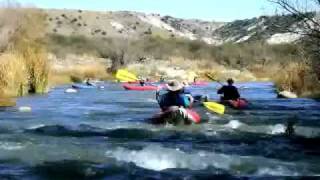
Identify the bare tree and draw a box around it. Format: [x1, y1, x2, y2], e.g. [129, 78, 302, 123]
[269, 0, 320, 78]
[98, 38, 131, 73]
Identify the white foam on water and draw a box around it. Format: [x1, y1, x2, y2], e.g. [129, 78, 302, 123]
[270, 124, 286, 135]
[105, 145, 234, 171]
[207, 113, 222, 120]
[65, 88, 78, 93]
[0, 142, 25, 150]
[257, 167, 299, 176]
[18, 106, 32, 112]
[146, 98, 158, 103]
[27, 124, 46, 130]
[225, 120, 243, 129]
[105, 144, 305, 175]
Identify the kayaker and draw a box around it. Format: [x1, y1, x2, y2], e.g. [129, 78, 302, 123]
[217, 78, 240, 101]
[139, 79, 145, 86]
[182, 80, 190, 87]
[157, 80, 193, 111]
[159, 76, 165, 83]
[193, 76, 198, 83]
[86, 78, 94, 86]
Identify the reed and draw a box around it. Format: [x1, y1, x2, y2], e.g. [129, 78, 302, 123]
[21, 46, 50, 93]
[0, 8, 50, 96]
[274, 61, 320, 96]
[0, 53, 28, 96]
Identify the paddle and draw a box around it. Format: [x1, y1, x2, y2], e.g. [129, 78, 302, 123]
[203, 101, 225, 115]
[115, 69, 138, 82]
[205, 73, 224, 85]
[206, 73, 248, 90]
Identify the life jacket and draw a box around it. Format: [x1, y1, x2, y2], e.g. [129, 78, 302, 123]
[158, 92, 190, 111]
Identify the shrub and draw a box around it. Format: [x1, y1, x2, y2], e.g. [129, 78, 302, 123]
[47, 34, 100, 57]
[0, 8, 49, 96]
[12, 9, 49, 94]
[274, 61, 320, 96]
[70, 18, 77, 23]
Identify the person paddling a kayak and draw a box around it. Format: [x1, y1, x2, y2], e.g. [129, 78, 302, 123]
[86, 78, 94, 86]
[151, 80, 200, 125]
[139, 79, 145, 86]
[217, 78, 240, 101]
[138, 76, 145, 86]
[157, 80, 193, 111]
[217, 78, 248, 109]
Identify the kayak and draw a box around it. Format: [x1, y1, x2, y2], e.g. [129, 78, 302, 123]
[149, 106, 201, 125]
[122, 83, 159, 91]
[222, 98, 248, 109]
[127, 80, 157, 84]
[72, 84, 97, 89]
[191, 81, 209, 86]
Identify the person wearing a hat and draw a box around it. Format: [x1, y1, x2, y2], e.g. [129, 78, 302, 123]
[217, 78, 240, 101]
[157, 80, 193, 111]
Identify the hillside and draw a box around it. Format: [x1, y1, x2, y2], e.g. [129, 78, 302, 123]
[45, 9, 223, 43]
[44, 9, 312, 45]
[1, 8, 319, 98]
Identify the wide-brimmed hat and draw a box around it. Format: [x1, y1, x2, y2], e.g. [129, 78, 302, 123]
[166, 80, 183, 91]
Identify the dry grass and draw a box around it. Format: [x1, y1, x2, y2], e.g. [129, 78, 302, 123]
[273, 62, 320, 96]
[50, 63, 111, 86]
[0, 97, 16, 107]
[0, 48, 49, 97]
[0, 7, 50, 96]
[20, 46, 50, 93]
[0, 53, 28, 97]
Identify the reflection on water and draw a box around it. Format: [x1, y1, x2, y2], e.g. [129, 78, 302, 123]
[0, 82, 319, 178]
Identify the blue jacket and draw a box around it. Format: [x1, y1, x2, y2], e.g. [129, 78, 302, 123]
[158, 91, 191, 111]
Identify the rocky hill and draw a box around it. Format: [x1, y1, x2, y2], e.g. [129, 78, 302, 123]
[44, 9, 314, 45]
[44, 9, 223, 43]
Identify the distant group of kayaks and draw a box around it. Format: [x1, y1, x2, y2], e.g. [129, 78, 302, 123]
[68, 69, 249, 125]
[122, 81, 210, 90]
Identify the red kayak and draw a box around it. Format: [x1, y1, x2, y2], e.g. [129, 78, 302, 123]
[149, 106, 201, 125]
[223, 99, 248, 109]
[127, 81, 156, 84]
[191, 81, 209, 86]
[122, 83, 159, 91]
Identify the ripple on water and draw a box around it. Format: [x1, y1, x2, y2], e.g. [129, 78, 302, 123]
[0, 82, 318, 178]
[105, 144, 315, 176]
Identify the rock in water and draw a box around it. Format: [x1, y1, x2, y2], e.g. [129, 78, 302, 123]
[277, 91, 298, 99]
[65, 88, 78, 93]
[19, 106, 32, 112]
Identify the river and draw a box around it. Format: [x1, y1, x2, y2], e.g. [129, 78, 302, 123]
[0, 82, 319, 179]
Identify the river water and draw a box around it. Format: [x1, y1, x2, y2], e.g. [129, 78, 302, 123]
[0, 82, 319, 179]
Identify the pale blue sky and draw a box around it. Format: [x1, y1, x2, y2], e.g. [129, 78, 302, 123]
[17, 0, 274, 22]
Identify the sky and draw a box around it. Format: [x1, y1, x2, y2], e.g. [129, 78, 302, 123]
[15, 0, 275, 22]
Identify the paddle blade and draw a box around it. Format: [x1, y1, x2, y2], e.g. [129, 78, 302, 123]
[115, 69, 138, 82]
[205, 73, 216, 81]
[203, 102, 225, 115]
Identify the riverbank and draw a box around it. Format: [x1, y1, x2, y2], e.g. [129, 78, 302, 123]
[49, 53, 320, 98]
[2, 52, 319, 104]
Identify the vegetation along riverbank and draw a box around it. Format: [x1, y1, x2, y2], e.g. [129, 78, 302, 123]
[0, 1, 319, 106]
